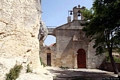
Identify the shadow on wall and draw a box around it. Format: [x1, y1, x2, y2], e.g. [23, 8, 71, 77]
[61, 38, 73, 58]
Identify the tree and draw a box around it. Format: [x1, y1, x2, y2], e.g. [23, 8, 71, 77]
[82, 0, 120, 74]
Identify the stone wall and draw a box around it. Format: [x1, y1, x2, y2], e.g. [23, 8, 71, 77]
[0, 0, 53, 80]
[41, 14, 105, 69]
[40, 46, 56, 67]
[101, 62, 120, 72]
[55, 29, 79, 68]
[42, 28, 105, 69]
[87, 41, 106, 69]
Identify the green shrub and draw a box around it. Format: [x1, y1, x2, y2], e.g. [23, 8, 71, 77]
[106, 55, 120, 63]
[107, 56, 120, 63]
[40, 57, 46, 67]
[26, 64, 32, 73]
[6, 64, 22, 80]
[114, 57, 120, 63]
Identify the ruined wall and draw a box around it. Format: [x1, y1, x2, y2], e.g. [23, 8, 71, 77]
[40, 46, 56, 67]
[0, 0, 51, 80]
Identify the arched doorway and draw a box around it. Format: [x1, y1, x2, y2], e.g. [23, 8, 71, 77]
[77, 49, 86, 68]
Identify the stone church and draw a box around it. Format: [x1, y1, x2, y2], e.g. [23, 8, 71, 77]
[40, 5, 105, 69]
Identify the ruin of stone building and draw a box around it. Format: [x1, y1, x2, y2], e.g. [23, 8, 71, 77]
[40, 5, 105, 69]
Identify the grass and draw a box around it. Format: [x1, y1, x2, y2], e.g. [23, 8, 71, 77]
[106, 54, 120, 63]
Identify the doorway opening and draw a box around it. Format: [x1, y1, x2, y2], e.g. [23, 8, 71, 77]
[47, 53, 51, 66]
[77, 49, 86, 68]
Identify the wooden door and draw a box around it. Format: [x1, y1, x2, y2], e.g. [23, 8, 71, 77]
[77, 49, 86, 68]
[47, 53, 51, 66]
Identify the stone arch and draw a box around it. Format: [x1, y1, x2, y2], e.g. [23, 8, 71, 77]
[44, 35, 56, 46]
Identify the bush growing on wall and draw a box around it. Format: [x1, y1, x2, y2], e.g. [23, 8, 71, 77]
[40, 57, 46, 67]
[26, 64, 32, 73]
[6, 64, 22, 80]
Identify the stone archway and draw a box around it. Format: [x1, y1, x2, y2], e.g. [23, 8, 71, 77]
[77, 49, 86, 68]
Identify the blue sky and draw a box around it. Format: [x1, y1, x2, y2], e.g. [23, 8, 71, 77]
[41, 0, 93, 46]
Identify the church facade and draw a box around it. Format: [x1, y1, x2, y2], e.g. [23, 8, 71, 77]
[40, 5, 105, 69]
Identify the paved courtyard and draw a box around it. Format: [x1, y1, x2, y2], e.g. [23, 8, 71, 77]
[45, 67, 119, 80]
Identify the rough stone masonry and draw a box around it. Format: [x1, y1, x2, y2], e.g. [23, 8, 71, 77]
[0, 0, 52, 80]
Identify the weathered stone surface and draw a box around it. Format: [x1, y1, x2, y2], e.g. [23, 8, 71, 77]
[87, 41, 106, 69]
[0, 58, 16, 79]
[0, 57, 26, 79]
[16, 73, 53, 80]
[38, 21, 48, 47]
[0, 0, 41, 69]
[38, 21, 48, 41]
[0, 0, 53, 80]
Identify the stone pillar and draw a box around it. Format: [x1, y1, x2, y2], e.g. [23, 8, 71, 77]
[67, 16, 71, 23]
[74, 55, 78, 68]
[73, 6, 78, 20]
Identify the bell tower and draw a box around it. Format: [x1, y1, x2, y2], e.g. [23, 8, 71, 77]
[73, 5, 85, 20]
[68, 5, 85, 21]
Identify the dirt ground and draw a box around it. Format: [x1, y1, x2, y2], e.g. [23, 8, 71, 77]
[45, 67, 119, 80]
